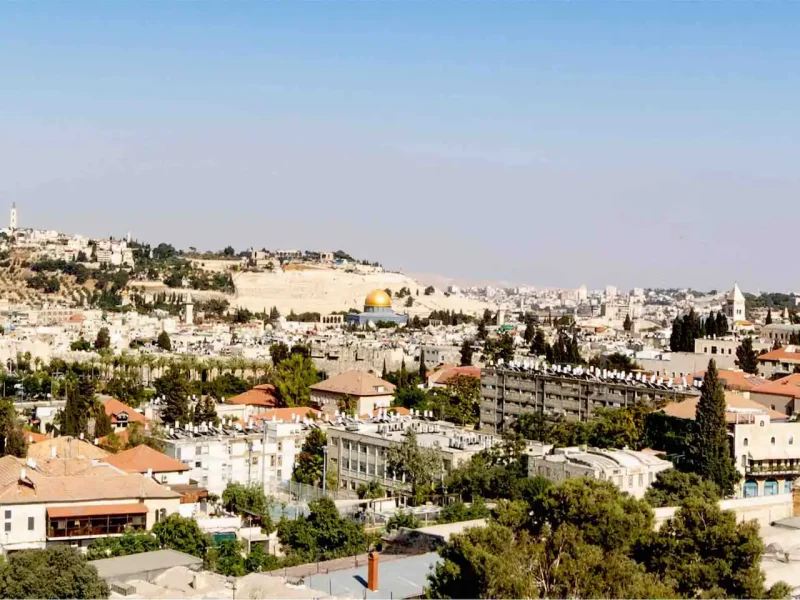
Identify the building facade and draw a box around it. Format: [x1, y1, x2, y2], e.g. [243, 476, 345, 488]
[480, 367, 696, 433]
[161, 421, 300, 496]
[528, 447, 673, 499]
[326, 417, 503, 497]
[345, 289, 408, 328]
[733, 414, 800, 498]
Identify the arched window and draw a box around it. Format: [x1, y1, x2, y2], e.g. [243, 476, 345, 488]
[771, 437, 776, 445]
[764, 479, 779, 496]
[790, 436, 795, 445]
[785, 480, 794, 494]
[743, 438, 749, 447]
[760, 420, 765, 427]
[743, 480, 759, 498]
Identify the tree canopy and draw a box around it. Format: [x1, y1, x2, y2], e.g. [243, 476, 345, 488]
[387, 430, 443, 504]
[0, 546, 109, 599]
[273, 353, 319, 406]
[736, 336, 760, 374]
[643, 469, 720, 508]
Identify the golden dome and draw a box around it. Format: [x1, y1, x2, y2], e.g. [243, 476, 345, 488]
[364, 289, 392, 308]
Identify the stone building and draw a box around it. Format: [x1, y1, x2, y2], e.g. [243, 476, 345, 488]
[345, 290, 408, 328]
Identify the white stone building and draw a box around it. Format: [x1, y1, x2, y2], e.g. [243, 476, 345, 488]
[161, 420, 301, 497]
[528, 446, 673, 499]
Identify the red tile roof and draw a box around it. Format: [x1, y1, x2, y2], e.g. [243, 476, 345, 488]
[675, 369, 767, 392]
[662, 392, 787, 422]
[105, 444, 189, 474]
[757, 347, 800, 364]
[753, 374, 800, 399]
[428, 365, 481, 386]
[47, 503, 148, 518]
[310, 371, 395, 397]
[102, 398, 148, 425]
[225, 384, 278, 407]
[24, 431, 48, 445]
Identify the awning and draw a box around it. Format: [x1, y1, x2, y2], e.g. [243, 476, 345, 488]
[47, 503, 148, 519]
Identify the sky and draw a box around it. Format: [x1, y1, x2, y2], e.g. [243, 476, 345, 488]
[1, 2, 799, 292]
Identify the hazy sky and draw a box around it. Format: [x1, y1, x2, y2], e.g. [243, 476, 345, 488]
[1, 2, 799, 292]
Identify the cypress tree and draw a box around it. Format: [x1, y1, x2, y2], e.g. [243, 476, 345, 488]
[693, 360, 737, 496]
[670, 317, 683, 352]
[766, 309, 773, 325]
[716, 311, 729, 336]
[381, 359, 388, 380]
[735, 336, 759, 375]
[459, 339, 474, 367]
[419, 358, 428, 381]
[623, 314, 632, 332]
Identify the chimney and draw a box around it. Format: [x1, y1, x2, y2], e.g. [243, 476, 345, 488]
[367, 551, 379, 592]
[146, 468, 153, 479]
[50, 446, 57, 459]
[19, 468, 26, 482]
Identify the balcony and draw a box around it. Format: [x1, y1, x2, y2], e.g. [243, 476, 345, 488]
[46, 504, 147, 539]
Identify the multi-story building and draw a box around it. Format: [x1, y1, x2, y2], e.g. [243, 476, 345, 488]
[480, 366, 697, 433]
[757, 346, 800, 380]
[528, 446, 672, 499]
[326, 416, 504, 498]
[0, 455, 181, 554]
[733, 413, 800, 498]
[161, 420, 300, 496]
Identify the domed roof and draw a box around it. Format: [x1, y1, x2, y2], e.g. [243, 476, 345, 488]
[364, 289, 392, 308]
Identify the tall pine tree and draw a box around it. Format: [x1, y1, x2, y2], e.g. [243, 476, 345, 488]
[670, 317, 683, 352]
[716, 311, 729, 336]
[693, 360, 737, 496]
[766, 309, 773, 325]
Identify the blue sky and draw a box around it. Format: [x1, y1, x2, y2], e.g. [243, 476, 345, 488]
[1, 2, 798, 291]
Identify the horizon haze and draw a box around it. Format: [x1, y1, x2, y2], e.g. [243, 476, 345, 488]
[1, 2, 798, 292]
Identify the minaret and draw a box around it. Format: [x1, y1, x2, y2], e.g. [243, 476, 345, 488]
[9, 203, 17, 231]
[184, 293, 194, 325]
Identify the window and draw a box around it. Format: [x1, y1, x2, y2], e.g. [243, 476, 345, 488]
[744, 438, 749, 447]
[4, 510, 9, 519]
[638, 473, 644, 487]
[4, 522, 10, 533]
[628, 475, 633, 488]
[760, 421, 765, 427]
[195, 461, 202, 468]
[790, 436, 795, 445]
[28, 517, 34, 531]
[771, 437, 776, 446]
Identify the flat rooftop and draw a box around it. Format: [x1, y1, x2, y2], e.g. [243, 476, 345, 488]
[91, 549, 202, 581]
[306, 552, 439, 599]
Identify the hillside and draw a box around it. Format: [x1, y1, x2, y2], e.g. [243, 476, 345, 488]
[230, 269, 493, 316]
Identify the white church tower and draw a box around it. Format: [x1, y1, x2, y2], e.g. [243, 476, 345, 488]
[9, 203, 17, 231]
[725, 283, 746, 326]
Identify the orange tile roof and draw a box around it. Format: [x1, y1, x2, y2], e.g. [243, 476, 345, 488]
[310, 371, 395, 397]
[28, 437, 109, 462]
[102, 398, 148, 425]
[661, 392, 787, 423]
[105, 444, 189, 474]
[24, 431, 48, 445]
[225, 384, 278, 407]
[757, 347, 800, 364]
[0, 456, 180, 505]
[47, 503, 148, 518]
[253, 407, 322, 422]
[753, 373, 800, 399]
[428, 365, 481, 386]
[675, 370, 767, 392]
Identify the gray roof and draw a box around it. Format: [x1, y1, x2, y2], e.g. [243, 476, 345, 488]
[90, 549, 203, 581]
[306, 552, 439, 599]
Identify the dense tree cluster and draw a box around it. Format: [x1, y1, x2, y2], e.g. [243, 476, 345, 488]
[427, 478, 789, 599]
[736, 336, 760, 374]
[0, 546, 109, 599]
[671, 309, 728, 352]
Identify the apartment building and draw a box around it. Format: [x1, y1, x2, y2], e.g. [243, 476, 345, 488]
[161, 420, 300, 496]
[757, 346, 800, 379]
[480, 366, 696, 433]
[528, 446, 672, 499]
[733, 413, 800, 499]
[326, 416, 504, 497]
[0, 455, 180, 554]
